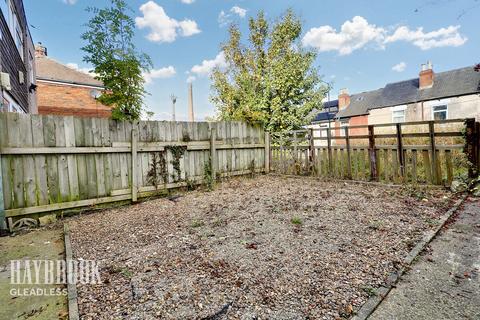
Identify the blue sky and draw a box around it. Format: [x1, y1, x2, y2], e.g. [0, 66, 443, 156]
[25, 0, 479, 120]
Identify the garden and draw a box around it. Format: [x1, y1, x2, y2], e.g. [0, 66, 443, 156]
[68, 174, 454, 319]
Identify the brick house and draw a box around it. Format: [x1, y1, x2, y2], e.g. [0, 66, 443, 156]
[0, 0, 36, 113]
[334, 62, 480, 130]
[35, 43, 111, 117]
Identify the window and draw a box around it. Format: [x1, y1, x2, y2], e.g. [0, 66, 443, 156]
[432, 105, 448, 120]
[392, 105, 406, 123]
[339, 119, 349, 136]
[2, 92, 24, 113]
[0, 0, 7, 17]
[1, 0, 24, 59]
[318, 123, 328, 138]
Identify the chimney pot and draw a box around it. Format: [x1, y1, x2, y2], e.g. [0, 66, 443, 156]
[35, 42, 47, 57]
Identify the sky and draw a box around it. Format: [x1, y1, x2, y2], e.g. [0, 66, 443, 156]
[24, 0, 480, 120]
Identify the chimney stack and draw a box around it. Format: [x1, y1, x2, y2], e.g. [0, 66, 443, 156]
[419, 61, 434, 89]
[35, 42, 47, 57]
[188, 83, 195, 122]
[338, 88, 350, 110]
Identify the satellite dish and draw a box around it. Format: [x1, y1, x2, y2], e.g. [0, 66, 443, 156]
[90, 89, 101, 99]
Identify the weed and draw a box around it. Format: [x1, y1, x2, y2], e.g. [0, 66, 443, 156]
[203, 158, 215, 191]
[291, 217, 303, 225]
[191, 219, 204, 228]
[361, 286, 377, 297]
[121, 268, 133, 278]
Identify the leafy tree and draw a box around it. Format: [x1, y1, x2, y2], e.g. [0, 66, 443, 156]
[82, 0, 152, 121]
[211, 10, 327, 137]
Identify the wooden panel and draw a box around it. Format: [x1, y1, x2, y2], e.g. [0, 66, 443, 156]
[74, 118, 88, 200]
[64, 116, 79, 201]
[0, 114, 268, 218]
[31, 115, 48, 206]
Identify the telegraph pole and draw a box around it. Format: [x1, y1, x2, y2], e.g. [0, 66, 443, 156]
[170, 94, 177, 122]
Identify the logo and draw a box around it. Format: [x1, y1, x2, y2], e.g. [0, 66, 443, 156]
[9, 259, 101, 296]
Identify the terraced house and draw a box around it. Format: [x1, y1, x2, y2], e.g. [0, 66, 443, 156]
[34, 43, 110, 118]
[0, 0, 36, 113]
[335, 62, 480, 127]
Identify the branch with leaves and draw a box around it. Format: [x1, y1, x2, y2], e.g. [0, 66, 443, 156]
[210, 10, 328, 137]
[82, 0, 152, 121]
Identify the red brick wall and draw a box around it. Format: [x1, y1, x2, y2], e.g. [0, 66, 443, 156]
[334, 115, 369, 145]
[37, 81, 111, 118]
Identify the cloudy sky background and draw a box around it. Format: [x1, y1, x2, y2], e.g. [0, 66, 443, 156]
[26, 0, 479, 120]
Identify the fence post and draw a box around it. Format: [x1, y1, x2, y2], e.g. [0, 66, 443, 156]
[464, 118, 477, 178]
[264, 132, 270, 173]
[293, 131, 298, 166]
[427, 121, 439, 184]
[308, 129, 315, 174]
[327, 128, 333, 175]
[476, 122, 480, 176]
[368, 125, 378, 181]
[344, 127, 352, 179]
[210, 126, 217, 180]
[396, 123, 405, 179]
[0, 156, 6, 233]
[131, 125, 138, 202]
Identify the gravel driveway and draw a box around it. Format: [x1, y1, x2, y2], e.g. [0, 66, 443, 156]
[69, 175, 454, 319]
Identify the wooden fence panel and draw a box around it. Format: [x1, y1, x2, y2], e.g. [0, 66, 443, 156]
[0, 114, 267, 225]
[272, 118, 479, 185]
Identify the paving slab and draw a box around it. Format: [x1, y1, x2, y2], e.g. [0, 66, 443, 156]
[370, 198, 480, 320]
[0, 227, 68, 320]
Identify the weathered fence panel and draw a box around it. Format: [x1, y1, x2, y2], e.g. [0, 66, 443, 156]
[0, 113, 267, 229]
[272, 118, 479, 185]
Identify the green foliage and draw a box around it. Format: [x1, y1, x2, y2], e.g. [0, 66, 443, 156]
[147, 152, 167, 188]
[211, 9, 327, 139]
[82, 0, 152, 121]
[166, 146, 187, 182]
[291, 217, 303, 225]
[191, 219, 204, 228]
[203, 158, 215, 191]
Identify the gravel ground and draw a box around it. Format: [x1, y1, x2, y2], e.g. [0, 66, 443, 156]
[69, 174, 454, 320]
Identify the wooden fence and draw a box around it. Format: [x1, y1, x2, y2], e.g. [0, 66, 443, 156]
[0, 113, 269, 231]
[271, 119, 480, 185]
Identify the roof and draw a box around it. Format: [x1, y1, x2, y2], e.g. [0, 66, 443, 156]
[337, 66, 480, 119]
[35, 56, 104, 88]
[312, 99, 339, 122]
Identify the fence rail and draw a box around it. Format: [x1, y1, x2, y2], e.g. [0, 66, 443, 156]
[271, 118, 480, 185]
[0, 113, 268, 230]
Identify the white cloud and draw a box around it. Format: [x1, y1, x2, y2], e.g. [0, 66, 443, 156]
[62, 0, 77, 4]
[218, 6, 247, 27]
[186, 75, 196, 83]
[384, 25, 467, 50]
[143, 66, 176, 84]
[66, 63, 94, 75]
[136, 1, 200, 43]
[191, 52, 228, 76]
[180, 0, 195, 3]
[178, 19, 201, 37]
[302, 16, 467, 55]
[392, 62, 407, 72]
[302, 16, 385, 55]
[231, 6, 247, 18]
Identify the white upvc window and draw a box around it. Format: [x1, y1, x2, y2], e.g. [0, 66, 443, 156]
[339, 119, 349, 136]
[2, 91, 24, 113]
[430, 99, 450, 120]
[392, 105, 407, 123]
